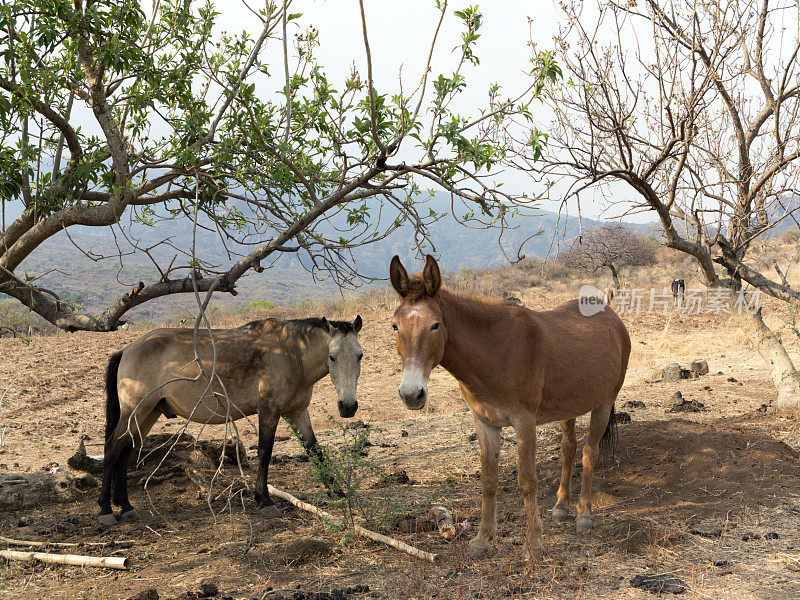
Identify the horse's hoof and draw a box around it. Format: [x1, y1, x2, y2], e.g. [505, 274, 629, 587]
[468, 537, 492, 558]
[98, 513, 118, 526]
[120, 509, 140, 521]
[576, 516, 593, 533]
[260, 504, 283, 519]
[552, 504, 570, 522]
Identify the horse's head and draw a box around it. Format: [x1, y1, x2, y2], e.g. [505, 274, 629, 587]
[324, 315, 363, 418]
[389, 255, 445, 410]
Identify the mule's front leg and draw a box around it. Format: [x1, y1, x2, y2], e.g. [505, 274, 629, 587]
[469, 417, 501, 558]
[514, 413, 544, 558]
[255, 401, 281, 515]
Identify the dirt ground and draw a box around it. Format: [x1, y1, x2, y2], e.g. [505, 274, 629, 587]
[1, 286, 800, 599]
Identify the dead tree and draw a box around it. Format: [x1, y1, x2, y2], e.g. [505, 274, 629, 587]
[561, 224, 656, 289]
[535, 0, 800, 412]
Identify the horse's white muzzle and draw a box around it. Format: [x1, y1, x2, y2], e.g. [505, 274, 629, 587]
[398, 367, 428, 410]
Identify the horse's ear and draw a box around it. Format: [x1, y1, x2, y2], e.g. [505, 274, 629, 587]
[389, 255, 410, 297]
[353, 315, 363, 333]
[422, 254, 441, 296]
[319, 317, 335, 336]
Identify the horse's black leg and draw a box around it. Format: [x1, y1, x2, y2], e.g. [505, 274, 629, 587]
[98, 438, 120, 525]
[113, 444, 137, 516]
[254, 401, 281, 510]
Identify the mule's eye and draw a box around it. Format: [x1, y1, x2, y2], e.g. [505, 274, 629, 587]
[329, 354, 336, 362]
[431, 323, 440, 331]
[391, 323, 398, 331]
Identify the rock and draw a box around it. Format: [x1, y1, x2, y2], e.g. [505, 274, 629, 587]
[690, 523, 722, 538]
[615, 411, 631, 424]
[345, 420, 370, 430]
[468, 432, 478, 442]
[198, 579, 219, 597]
[766, 532, 780, 540]
[374, 470, 412, 487]
[400, 430, 409, 437]
[727, 376, 738, 382]
[668, 396, 707, 413]
[127, 589, 159, 600]
[663, 363, 684, 382]
[67, 440, 104, 475]
[691, 360, 709, 376]
[742, 531, 761, 541]
[630, 574, 687, 594]
[189, 449, 216, 471]
[0, 469, 98, 510]
[626, 400, 646, 409]
[199, 437, 248, 469]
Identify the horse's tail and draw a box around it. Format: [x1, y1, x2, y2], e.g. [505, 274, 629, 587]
[599, 404, 617, 467]
[105, 351, 123, 442]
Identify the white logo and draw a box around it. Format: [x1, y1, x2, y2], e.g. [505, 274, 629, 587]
[578, 285, 606, 316]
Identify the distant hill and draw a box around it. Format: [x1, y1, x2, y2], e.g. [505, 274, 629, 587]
[10, 193, 654, 323]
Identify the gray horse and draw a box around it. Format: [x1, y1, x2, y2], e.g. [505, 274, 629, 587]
[98, 316, 363, 525]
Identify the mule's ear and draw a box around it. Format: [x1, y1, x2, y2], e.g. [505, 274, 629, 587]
[389, 255, 410, 297]
[353, 315, 363, 333]
[422, 254, 442, 296]
[319, 317, 335, 336]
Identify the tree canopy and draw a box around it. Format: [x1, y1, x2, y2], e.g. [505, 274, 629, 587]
[0, 0, 560, 331]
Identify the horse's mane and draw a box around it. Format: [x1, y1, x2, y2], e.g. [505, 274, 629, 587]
[240, 317, 356, 336]
[288, 317, 357, 335]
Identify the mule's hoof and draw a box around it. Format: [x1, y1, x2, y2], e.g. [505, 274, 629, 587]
[468, 537, 492, 558]
[260, 504, 283, 519]
[576, 516, 593, 533]
[98, 513, 118, 526]
[120, 509, 140, 521]
[552, 504, 570, 522]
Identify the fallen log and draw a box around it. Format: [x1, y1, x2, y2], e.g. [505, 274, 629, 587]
[0, 536, 134, 549]
[266, 484, 440, 563]
[0, 549, 130, 570]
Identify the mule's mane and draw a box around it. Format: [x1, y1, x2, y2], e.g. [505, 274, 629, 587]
[403, 274, 503, 309]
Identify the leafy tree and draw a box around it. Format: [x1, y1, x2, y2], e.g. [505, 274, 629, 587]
[0, 0, 560, 331]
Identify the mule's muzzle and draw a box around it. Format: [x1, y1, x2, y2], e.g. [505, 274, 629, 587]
[338, 399, 358, 418]
[398, 386, 427, 410]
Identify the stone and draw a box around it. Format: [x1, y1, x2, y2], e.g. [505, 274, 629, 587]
[691, 360, 709, 376]
[663, 362, 684, 381]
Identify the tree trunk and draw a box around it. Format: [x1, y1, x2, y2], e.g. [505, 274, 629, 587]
[728, 299, 800, 414]
[608, 264, 621, 290]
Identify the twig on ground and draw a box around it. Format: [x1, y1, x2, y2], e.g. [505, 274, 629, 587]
[267, 484, 439, 563]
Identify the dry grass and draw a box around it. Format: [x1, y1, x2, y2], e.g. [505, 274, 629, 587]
[2, 247, 800, 599]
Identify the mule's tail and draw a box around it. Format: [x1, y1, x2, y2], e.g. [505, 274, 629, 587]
[105, 351, 123, 442]
[599, 404, 618, 467]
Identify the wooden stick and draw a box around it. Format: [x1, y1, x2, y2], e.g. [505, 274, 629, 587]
[0, 536, 134, 549]
[0, 549, 130, 570]
[267, 484, 440, 563]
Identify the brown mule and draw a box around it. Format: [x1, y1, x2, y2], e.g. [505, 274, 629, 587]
[98, 317, 363, 525]
[389, 255, 630, 558]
